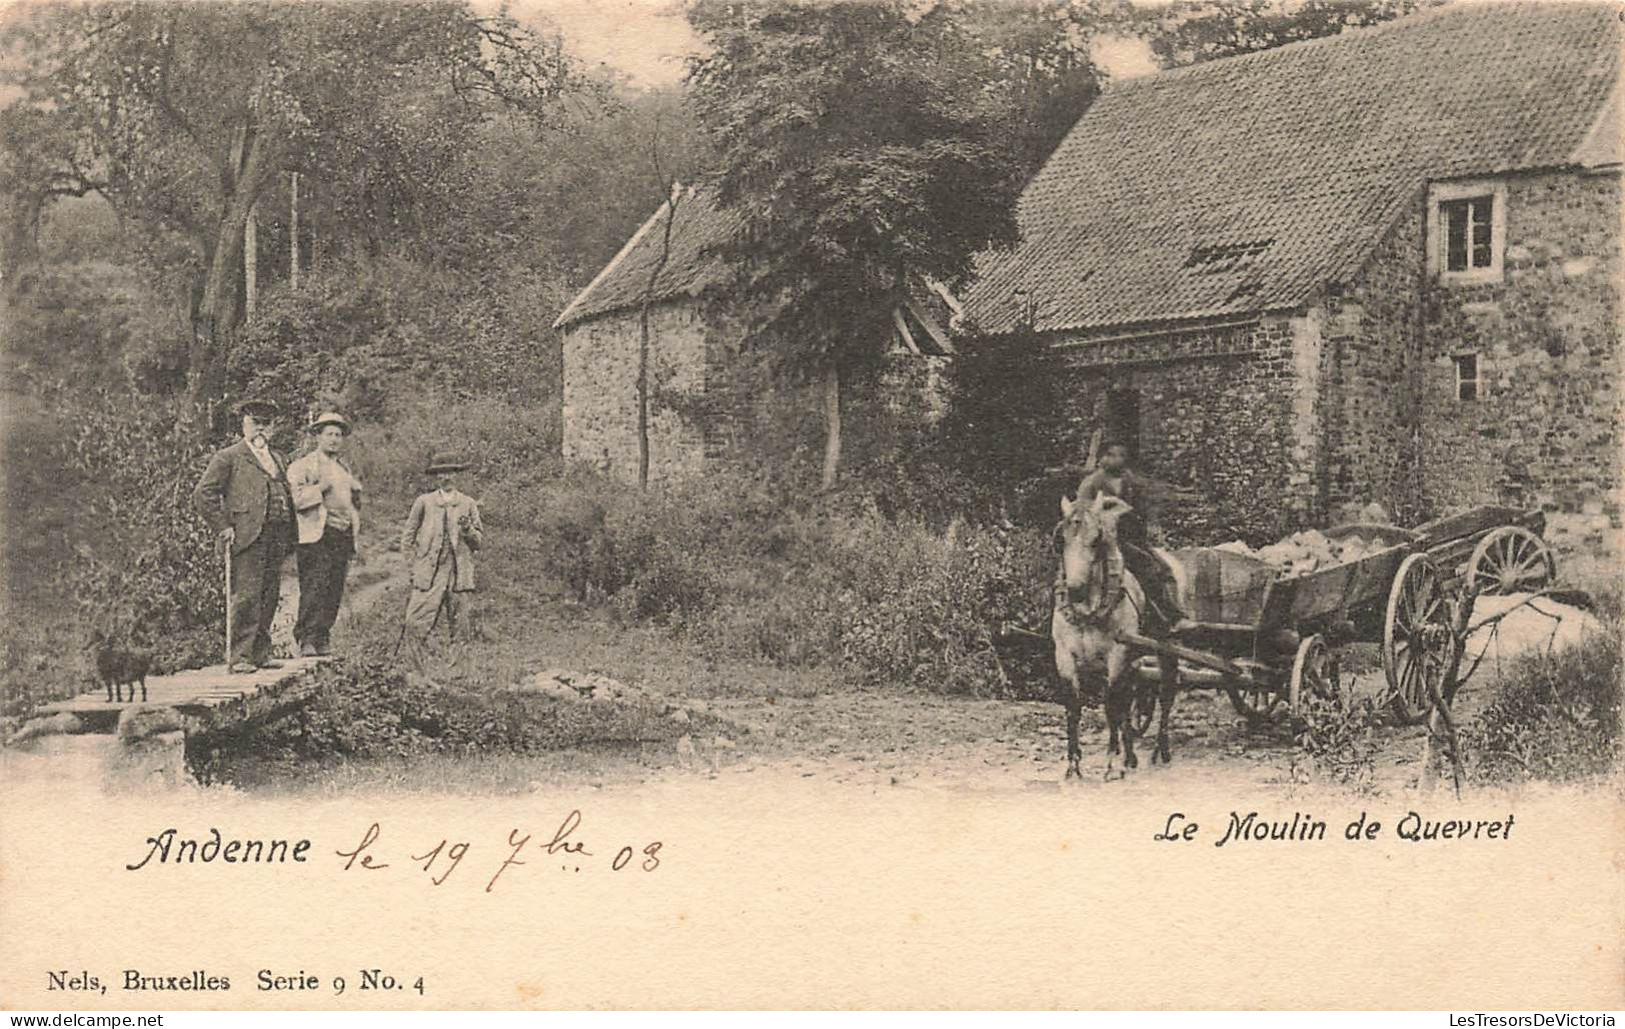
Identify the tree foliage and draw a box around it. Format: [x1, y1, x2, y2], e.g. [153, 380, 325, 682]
[1131, 0, 1433, 67]
[685, 0, 1032, 483]
[934, 327, 1075, 525]
[0, 0, 602, 405]
[954, 0, 1111, 175]
[688, 0, 1027, 342]
[221, 82, 710, 426]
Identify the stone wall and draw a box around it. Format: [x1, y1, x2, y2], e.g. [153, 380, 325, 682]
[559, 300, 713, 484]
[1333, 169, 1622, 521]
[1319, 206, 1426, 521]
[1415, 169, 1621, 518]
[561, 299, 945, 484]
[1048, 316, 1312, 545]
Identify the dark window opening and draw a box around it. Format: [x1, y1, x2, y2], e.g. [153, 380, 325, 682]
[1185, 239, 1274, 273]
[1454, 353, 1480, 402]
[1104, 388, 1141, 459]
[1440, 196, 1494, 273]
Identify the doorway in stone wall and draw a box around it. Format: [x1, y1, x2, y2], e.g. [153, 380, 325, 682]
[1104, 387, 1141, 458]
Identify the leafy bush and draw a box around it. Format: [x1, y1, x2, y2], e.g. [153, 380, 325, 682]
[523, 470, 1054, 696]
[61, 390, 226, 671]
[1, 388, 228, 718]
[0, 621, 89, 720]
[821, 515, 1047, 693]
[229, 256, 565, 425]
[1293, 695, 1383, 789]
[932, 326, 1073, 526]
[1461, 610, 1621, 784]
[348, 394, 562, 511]
[3, 259, 188, 396]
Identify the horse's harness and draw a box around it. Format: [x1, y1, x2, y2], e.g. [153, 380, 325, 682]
[1052, 516, 1127, 626]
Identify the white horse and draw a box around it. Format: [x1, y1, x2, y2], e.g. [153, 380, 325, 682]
[1053, 493, 1180, 779]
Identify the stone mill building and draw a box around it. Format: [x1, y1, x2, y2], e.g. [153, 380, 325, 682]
[965, 1, 1621, 545]
[555, 3, 1619, 552]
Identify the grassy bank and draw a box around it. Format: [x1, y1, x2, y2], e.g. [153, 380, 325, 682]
[1460, 597, 1622, 784]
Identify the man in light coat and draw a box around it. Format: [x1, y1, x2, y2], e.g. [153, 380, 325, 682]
[193, 398, 298, 672]
[400, 451, 483, 644]
[287, 411, 363, 656]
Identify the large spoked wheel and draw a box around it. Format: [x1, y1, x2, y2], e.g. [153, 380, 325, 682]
[1225, 680, 1284, 726]
[1466, 526, 1555, 596]
[1288, 634, 1342, 730]
[1383, 555, 1455, 725]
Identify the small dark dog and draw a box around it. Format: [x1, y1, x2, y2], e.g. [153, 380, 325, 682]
[91, 631, 152, 703]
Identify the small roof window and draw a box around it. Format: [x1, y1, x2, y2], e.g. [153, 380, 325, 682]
[1185, 239, 1275, 273]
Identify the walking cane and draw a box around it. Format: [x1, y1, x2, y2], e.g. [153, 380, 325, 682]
[222, 530, 234, 669]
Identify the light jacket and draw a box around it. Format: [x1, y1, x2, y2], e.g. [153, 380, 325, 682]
[287, 450, 363, 547]
[193, 439, 296, 554]
[402, 489, 483, 591]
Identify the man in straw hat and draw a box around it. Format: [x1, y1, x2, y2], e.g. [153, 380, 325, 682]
[193, 397, 298, 673]
[400, 450, 483, 645]
[287, 411, 363, 656]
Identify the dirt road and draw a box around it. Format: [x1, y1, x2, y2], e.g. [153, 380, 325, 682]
[653, 673, 1415, 795]
[606, 592, 1601, 796]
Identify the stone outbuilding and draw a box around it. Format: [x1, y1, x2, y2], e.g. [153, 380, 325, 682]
[553, 185, 955, 483]
[965, 2, 1620, 545]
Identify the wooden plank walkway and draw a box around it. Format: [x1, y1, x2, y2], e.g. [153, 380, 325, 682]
[39, 656, 332, 726]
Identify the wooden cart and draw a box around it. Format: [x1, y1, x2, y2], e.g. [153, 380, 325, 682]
[1412, 505, 1555, 596]
[1120, 505, 1556, 729]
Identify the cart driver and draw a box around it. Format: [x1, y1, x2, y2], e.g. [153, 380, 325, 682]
[1075, 439, 1181, 631]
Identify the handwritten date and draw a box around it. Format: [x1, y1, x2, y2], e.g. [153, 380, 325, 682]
[334, 810, 663, 890]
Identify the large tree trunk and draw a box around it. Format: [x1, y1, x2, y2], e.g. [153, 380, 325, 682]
[189, 120, 269, 409]
[288, 170, 300, 290]
[821, 362, 842, 490]
[3, 194, 44, 283]
[243, 202, 258, 322]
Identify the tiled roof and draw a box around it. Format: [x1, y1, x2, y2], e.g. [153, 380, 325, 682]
[965, 1, 1621, 336]
[554, 185, 741, 329]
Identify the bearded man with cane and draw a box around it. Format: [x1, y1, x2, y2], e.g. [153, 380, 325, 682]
[193, 397, 298, 673]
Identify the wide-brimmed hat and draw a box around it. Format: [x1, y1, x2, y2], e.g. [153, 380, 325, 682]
[307, 411, 351, 435]
[234, 397, 281, 419]
[425, 451, 468, 474]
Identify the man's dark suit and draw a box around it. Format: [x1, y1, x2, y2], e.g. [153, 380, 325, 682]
[193, 439, 297, 666]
